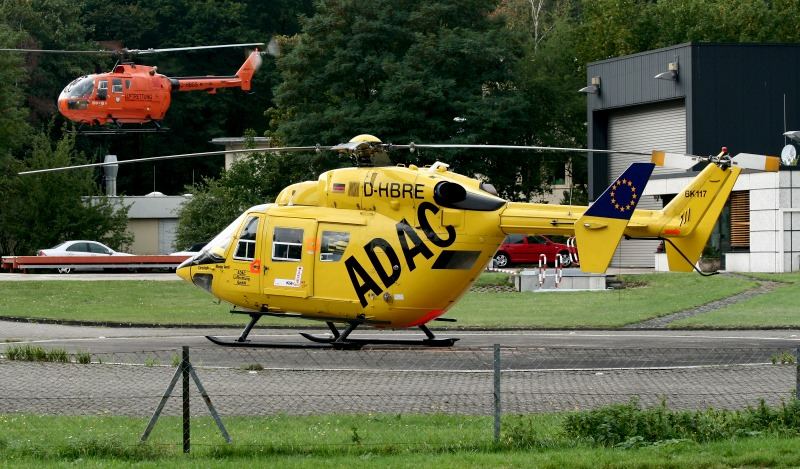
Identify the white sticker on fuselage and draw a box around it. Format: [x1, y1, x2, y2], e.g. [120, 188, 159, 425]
[273, 266, 303, 288]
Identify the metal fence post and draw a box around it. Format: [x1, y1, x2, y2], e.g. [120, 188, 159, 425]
[493, 343, 501, 444]
[182, 346, 190, 454]
[796, 346, 799, 401]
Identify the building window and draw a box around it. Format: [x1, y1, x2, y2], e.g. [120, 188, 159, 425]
[320, 231, 350, 262]
[233, 216, 259, 260]
[729, 191, 750, 250]
[273, 227, 303, 261]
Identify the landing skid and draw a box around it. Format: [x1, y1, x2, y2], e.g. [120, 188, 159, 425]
[204, 335, 356, 349]
[205, 313, 459, 349]
[73, 127, 171, 136]
[299, 333, 458, 347]
[70, 120, 169, 136]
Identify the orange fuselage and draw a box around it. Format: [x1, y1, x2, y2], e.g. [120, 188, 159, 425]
[57, 50, 261, 126]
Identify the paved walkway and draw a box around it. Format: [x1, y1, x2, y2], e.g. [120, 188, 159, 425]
[625, 274, 784, 329]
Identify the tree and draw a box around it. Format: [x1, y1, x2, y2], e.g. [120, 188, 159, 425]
[175, 135, 299, 247]
[268, 0, 559, 200]
[0, 132, 132, 256]
[74, 0, 315, 196]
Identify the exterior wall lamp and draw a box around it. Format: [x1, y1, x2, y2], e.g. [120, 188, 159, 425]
[654, 61, 679, 81]
[579, 76, 601, 94]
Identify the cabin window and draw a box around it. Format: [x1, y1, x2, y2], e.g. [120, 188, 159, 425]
[233, 216, 259, 260]
[125, 79, 131, 89]
[97, 80, 108, 100]
[272, 227, 303, 262]
[112, 78, 123, 93]
[320, 231, 350, 262]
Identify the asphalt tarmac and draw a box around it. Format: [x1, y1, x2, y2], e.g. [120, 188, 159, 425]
[2, 318, 798, 354]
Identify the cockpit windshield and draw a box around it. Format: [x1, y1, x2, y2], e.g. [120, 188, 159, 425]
[63, 76, 95, 98]
[201, 212, 248, 261]
[184, 205, 269, 268]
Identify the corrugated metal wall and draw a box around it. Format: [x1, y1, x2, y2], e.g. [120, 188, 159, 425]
[607, 100, 687, 267]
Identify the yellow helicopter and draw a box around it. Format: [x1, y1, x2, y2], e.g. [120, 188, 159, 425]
[21, 135, 779, 348]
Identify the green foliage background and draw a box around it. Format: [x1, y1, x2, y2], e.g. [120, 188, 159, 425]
[2, 0, 800, 252]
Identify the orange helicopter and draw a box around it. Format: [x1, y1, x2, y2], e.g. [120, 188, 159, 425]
[2, 43, 267, 132]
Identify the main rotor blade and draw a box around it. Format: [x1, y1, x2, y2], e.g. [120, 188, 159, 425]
[133, 43, 266, 55]
[18, 146, 325, 175]
[0, 48, 115, 55]
[394, 143, 651, 156]
[18, 141, 658, 176]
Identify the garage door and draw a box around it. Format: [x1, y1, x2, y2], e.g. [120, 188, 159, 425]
[607, 100, 686, 267]
[159, 219, 178, 254]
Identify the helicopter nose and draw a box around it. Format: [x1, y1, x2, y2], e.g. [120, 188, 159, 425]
[175, 262, 192, 283]
[57, 97, 68, 116]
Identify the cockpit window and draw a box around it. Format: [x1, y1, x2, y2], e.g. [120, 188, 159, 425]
[233, 216, 259, 260]
[201, 212, 249, 261]
[65, 76, 94, 98]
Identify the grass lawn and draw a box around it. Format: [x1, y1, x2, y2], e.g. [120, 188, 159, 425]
[2, 413, 800, 468]
[671, 273, 800, 328]
[448, 273, 756, 328]
[0, 273, 758, 328]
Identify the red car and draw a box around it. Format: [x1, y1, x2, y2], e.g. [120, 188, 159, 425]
[493, 235, 577, 268]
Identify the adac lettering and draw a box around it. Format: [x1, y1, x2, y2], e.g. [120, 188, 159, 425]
[345, 201, 455, 307]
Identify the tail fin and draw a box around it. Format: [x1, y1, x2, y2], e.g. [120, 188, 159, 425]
[656, 163, 740, 271]
[647, 149, 779, 271]
[575, 162, 655, 272]
[236, 50, 263, 91]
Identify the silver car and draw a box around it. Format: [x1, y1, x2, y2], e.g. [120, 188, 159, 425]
[37, 240, 133, 273]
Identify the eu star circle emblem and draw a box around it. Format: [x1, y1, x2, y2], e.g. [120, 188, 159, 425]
[609, 178, 638, 212]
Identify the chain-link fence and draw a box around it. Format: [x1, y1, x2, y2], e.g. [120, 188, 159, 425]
[1, 345, 798, 451]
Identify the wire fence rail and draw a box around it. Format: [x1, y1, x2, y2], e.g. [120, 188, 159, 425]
[1, 345, 798, 452]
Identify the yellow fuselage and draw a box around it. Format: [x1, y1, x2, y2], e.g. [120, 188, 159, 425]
[176, 161, 733, 327]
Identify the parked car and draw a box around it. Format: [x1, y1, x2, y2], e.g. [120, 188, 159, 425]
[37, 240, 133, 273]
[169, 242, 208, 257]
[493, 235, 577, 268]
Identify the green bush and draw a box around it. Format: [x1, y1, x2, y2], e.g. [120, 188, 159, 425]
[73, 352, 92, 364]
[563, 398, 800, 447]
[770, 351, 796, 365]
[6, 345, 69, 362]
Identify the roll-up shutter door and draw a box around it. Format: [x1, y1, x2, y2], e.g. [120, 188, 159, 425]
[607, 100, 687, 267]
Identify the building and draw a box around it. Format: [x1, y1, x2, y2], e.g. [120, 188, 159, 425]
[211, 136, 272, 170]
[583, 43, 800, 272]
[88, 194, 189, 255]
